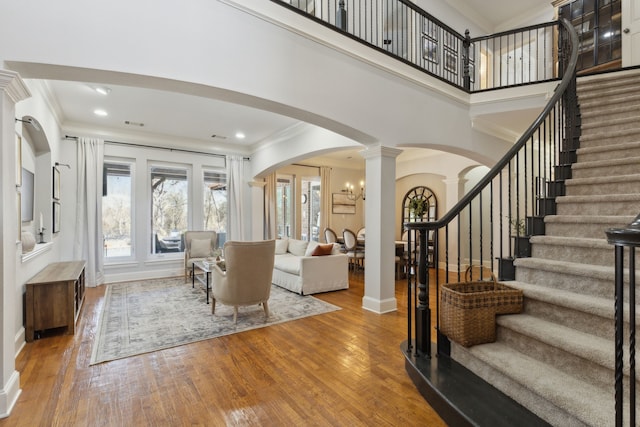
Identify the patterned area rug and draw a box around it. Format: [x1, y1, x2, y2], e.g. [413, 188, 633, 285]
[90, 277, 340, 365]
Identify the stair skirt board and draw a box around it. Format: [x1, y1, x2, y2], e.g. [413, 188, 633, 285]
[401, 342, 550, 427]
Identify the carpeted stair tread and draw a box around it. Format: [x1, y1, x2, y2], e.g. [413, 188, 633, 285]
[579, 127, 640, 144]
[571, 156, 640, 170]
[465, 342, 611, 427]
[577, 141, 640, 156]
[578, 70, 640, 93]
[496, 314, 612, 370]
[544, 215, 634, 225]
[581, 114, 640, 131]
[514, 257, 613, 280]
[507, 281, 640, 324]
[581, 103, 640, 120]
[530, 235, 608, 249]
[565, 173, 640, 186]
[556, 193, 640, 204]
[579, 91, 640, 108]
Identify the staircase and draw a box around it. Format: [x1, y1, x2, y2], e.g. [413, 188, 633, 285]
[450, 69, 640, 426]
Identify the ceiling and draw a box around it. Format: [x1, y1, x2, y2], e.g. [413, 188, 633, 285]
[27, 0, 551, 167]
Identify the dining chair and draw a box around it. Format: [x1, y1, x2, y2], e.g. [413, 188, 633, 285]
[324, 227, 338, 244]
[343, 229, 364, 271]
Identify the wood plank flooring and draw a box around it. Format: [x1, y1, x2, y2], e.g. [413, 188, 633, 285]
[0, 272, 446, 426]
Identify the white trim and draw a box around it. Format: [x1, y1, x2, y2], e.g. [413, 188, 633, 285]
[20, 242, 53, 263]
[14, 328, 25, 359]
[362, 296, 397, 314]
[0, 371, 21, 419]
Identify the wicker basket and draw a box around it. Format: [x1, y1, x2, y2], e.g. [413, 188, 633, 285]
[440, 266, 523, 347]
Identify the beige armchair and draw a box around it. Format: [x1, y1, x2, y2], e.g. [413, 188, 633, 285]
[211, 240, 276, 323]
[184, 231, 217, 279]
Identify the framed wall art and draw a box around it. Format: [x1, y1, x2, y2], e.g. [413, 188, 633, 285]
[53, 167, 60, 200]
[53, 201, 61, 233]
[423, 37, 439, 63]
[332, 193, 356, 214]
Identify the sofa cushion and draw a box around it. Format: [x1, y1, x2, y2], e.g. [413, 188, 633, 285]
[275, 238, 289, 255]
[331, 243, 342, 255]
[288, 239, 308, 257]
[190, 238, 212, 258]
[304, 240, 319, 256]
[311, 243, 334, 256]
[273, 254, 301, 275]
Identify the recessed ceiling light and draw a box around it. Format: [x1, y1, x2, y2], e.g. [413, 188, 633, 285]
[94, 109, 108, 117]
[235, 132, 245, 139]
[95, 86, 111, 95]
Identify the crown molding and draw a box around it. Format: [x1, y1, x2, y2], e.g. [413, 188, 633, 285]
[0, 69, 31, 103]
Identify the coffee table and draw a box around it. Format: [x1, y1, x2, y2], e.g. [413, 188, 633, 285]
[192, 260, 214, 304]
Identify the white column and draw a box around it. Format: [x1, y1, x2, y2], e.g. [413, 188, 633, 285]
[361, 145, 402, 314]
[0, 70, 30, 418]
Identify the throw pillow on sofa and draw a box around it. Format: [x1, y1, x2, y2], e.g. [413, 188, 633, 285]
[190, 238, 212, 258]
[311, 243, 334, 256]
[275, 238, 289, 255]
[304, 240, 320, 256]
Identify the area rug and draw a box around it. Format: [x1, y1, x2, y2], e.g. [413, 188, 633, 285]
[90, 277, 340, 365]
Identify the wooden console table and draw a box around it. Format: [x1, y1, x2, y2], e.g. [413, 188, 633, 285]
[25, 260, 86, 342]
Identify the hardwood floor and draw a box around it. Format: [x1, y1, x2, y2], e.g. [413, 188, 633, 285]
[0, 272, 446, 426]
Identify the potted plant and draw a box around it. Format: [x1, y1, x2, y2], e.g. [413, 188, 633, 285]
[510, 218, 531, 258]
[496, 256, 516, 281]
[409, 198, 427, 219]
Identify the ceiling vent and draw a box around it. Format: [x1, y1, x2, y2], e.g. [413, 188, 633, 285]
[211, 134, 227, 140]
[124, 120, 144, 127]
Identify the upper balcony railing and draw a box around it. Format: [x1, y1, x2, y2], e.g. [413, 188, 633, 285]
[272, 0, 560, 92]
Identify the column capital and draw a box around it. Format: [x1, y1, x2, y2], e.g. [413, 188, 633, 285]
[0, 70, 31, 103]
[360, 145, 403, 160]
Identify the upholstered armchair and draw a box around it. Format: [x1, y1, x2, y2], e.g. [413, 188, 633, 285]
[210, 240, 276, 323]
[184, 231, 217, 279]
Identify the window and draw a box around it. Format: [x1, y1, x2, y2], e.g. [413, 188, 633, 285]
[150, 165, 189, 254]
[301, 178, 321, 241]
[276, 176, 293, 238]
[103, 161, 133, 258]
[203, 169, 227, 247]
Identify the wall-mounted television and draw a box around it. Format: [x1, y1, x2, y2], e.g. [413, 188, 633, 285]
[21, 167, 34, 222]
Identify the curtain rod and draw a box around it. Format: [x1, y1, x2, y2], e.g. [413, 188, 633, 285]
[64, 135, 250, 160]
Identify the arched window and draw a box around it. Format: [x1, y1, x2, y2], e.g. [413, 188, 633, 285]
[402, 186, 437, 226]
[402, 186, 437, 267]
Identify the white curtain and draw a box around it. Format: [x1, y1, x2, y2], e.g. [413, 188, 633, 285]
[263, 173, 276, 239]
[227, 155, 245, 241]
[320, 166, 331, 241]
[74, 137, 104, 287]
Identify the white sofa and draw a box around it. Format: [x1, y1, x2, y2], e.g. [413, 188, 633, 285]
[272, 238, 349, 295]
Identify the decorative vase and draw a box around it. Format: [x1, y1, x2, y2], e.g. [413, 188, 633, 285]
[21, 231, 36, 253]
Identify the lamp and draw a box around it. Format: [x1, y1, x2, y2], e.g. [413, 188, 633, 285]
[343, 180, 365, 201]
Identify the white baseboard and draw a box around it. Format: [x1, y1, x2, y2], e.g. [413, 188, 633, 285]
[14, 328, 25, 359]
[104, 268, 185, 284]
[362, 296, 397, 314]
[0, 370, 21, 419]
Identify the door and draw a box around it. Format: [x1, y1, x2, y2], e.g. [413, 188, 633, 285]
[623, 0, 640, 66]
